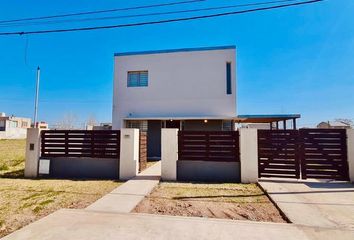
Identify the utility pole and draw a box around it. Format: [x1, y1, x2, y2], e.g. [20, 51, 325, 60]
[34, 66, 40, 128]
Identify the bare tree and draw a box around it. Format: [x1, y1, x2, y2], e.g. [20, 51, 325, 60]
[85, 114, 98, 130]
[335, 118, 353, 126]
[54, 112, 79, 129]
[86, 114, 97, 126]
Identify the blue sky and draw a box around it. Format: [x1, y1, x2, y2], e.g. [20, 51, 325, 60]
[0, 0, 353, 127]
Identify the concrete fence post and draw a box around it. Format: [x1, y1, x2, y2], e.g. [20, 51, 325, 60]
[239, 128, 258, 183]
[24, 128, 41, 178]
[347, 129, 354, 183]
[119, 128, 139, 180]
[161, 128, 178, 181]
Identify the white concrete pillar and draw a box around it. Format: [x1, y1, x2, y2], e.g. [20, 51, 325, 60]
[240, 128, 258, 183]
[161, 128, 178, 181]
[24, 128, 41, 178]
[119, 128, 139, 180]
[347, 129, 354, 182]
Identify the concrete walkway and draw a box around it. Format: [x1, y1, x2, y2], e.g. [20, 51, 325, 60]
[259, 179, 354, 230]
[3, 209, 354, 240]
[86, 161, 160, 213]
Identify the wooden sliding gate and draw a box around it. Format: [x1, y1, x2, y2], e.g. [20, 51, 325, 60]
[258, 129, 349, 180]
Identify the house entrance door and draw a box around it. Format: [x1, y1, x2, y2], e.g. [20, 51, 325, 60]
[166, 120, 180, 128]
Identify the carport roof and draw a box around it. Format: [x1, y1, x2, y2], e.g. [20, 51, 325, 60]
[235, 114, 301, 123]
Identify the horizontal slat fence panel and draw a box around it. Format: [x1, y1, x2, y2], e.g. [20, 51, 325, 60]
[41, 130, 120, 159]
[178, 131, 239, 162]
[299, 129, 349, 181]
[258, 130, 300, 179]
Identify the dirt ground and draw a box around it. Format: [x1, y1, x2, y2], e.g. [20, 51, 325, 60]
[133, 182, 286, 223]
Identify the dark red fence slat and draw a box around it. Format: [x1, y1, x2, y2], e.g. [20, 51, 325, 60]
[41, 130, 121, 159]
[178, 131, 239, 162]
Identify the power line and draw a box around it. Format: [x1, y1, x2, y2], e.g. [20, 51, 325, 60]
[0, 0, 324, 36]
[0, 0, 304, 28]
[0, 0, 206, 24]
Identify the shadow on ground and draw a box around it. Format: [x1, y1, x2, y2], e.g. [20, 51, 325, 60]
[0, 169, 24, 178]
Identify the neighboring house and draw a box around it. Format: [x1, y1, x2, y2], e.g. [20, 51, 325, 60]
[0, 112, 31, 139]
[86, 123, 112, 130]
[35, 121, 49, 129]
[93, 123, 112, 130]
[317, 121, 352, 129]
[113, 46, 236, 158]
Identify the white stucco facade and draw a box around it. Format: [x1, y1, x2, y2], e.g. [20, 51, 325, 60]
[112, 46, 237, 129]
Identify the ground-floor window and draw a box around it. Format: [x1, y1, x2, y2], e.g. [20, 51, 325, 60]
[222, 120, 233, 131]
[125, 120, 148, 132]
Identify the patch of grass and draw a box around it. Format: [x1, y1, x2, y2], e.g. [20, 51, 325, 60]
[20, 201, 38, 209]
[22, 192, 45, 201]
[1, 169, 24, 178]
[32, 206, 43, 214]
[0, 163, 9, 171]
[0, 178, 121, 238]
[0, 139, 26, 177]
[39, 199, 55, 206]
[11, 157, 25, 167]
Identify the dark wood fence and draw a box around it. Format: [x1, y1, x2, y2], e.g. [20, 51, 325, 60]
[178, 131, 239, 162]
[258, 129, 349, 180]
[139, 132, 147, 172]
[300, 129, 349, 180]
[258, 130, 300, 178]
[41, 130, 121, 159]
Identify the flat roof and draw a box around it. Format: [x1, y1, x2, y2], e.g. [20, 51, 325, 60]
[123, 114, 301, 123]
[114, 45, 236, 57]
[123, 116, 233, 121]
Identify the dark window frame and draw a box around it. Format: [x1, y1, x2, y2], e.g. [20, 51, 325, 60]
[127, 71, 148, 87]
[226, 62, 232, 94]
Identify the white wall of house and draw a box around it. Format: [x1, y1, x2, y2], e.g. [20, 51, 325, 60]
[0, 120, 28, 139]
[0, 128, 27, 139]
[112, 46, 237, 129]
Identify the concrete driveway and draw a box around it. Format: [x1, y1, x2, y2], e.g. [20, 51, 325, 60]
[259, 179, 354, 230]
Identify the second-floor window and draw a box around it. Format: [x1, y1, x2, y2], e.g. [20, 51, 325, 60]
[127, 71, 148, 87]
[226, 62, 232, 94]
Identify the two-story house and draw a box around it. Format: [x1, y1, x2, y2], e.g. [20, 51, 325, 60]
[113, 46, 237, 159]
[112, 45, 300, 159]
